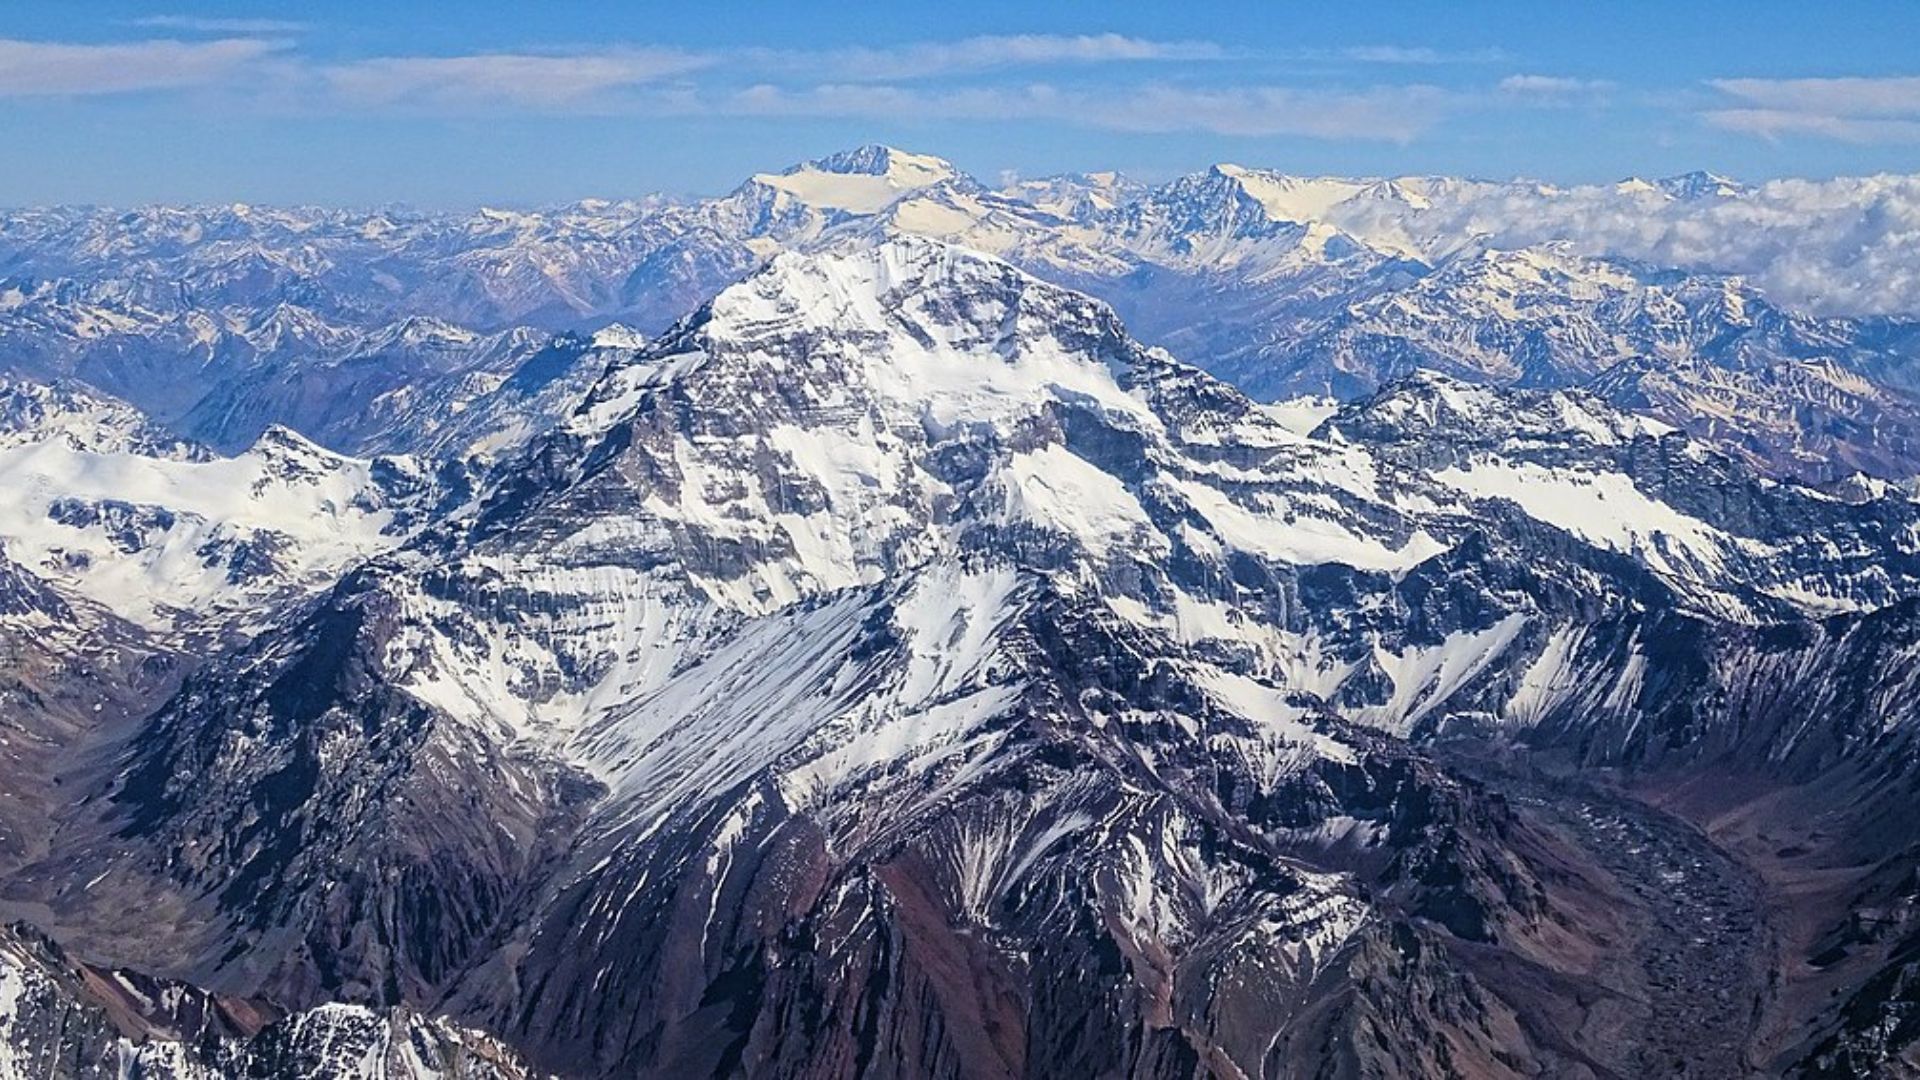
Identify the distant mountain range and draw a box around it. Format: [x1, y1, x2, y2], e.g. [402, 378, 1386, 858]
[6, 146, 1920, 481]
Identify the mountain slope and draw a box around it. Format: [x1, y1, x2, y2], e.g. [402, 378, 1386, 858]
[10, 239, 1920, 1076]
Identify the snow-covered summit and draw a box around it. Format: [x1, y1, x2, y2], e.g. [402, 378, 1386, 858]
[748, 145, 959, 214]
[0, 415, 430, 631]
[1658, 170, 1749, 199]
[0, 376, 206, 459]
[808, 144, 955, 180]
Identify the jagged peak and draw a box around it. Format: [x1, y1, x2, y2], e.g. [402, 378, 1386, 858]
[737, 146, 967, 217]
[739, 145, 962, 216]
[244, 302, 349, 345]
[361, 314, 479, 351]
[1197, 165, 1376, 223]
[0, 375, 207, 459]
[798, 144, 955, 181]
[1658, 169, 1748, 199]
[626, 238, 1129, 384]
[710, 236, 1114, 338]
[1423, 238, 1634, 285]
[247, 422, 342, 461]
[589, 322, 646, 350]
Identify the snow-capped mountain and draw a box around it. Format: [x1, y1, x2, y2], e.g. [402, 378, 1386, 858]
[9, 239, 1920, 1076]
[0, 397, 439, 634]
[0, 377, 203, 459]
[12, 137, 1920, 1076]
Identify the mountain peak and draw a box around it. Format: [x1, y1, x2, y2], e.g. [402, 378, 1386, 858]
[588, 322, 646, 350]
[803, 144, 954, 180]
[0, 376, 206, 459]
[1198, 164, 1376, 224]
[362, 315, 479, 352]
[248, 422, 337, 460]
[1658, 169, 1747, 199]
[569, 234, 1157, 503]
[749, 146, 959, 215]
[641, 236, 1132, 391]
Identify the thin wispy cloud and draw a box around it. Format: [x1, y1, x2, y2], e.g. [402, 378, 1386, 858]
[1499, 74, 1615, 98]
[761, 34, 1225, 81]
[316, 34, 1224, 108]
[0, 30, 1517, 144]
[0, 36, 287, 96]
[1707, 76, 1920, 143]
[715, 82, 1448, 141]
[1324, 45, 1509, 65]
[1711, 76, 1920, 117]
[1706, 108, 1920, 144]
[323, 49, 713, 108]
[129, 15, 310, 34]
[1500, 75, 1610, 94]
[1090, 84, 1448, 139]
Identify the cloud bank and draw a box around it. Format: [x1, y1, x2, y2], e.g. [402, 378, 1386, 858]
[1323, 173, 1920, 317]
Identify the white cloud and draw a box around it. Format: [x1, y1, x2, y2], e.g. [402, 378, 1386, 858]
[1711, 76, 1920, 117]
[0, 36, 285, 96]
[322, 49, 714, 108]
[129, 15, 310, 34]
[1498, 74, 1614, 96]
[1088, 84, 1447, 140]
[0, 30, 1226, 111]
[319, 33, 1225, 111]
[1337, 45, 1508, 65]
[773, 34, 1225, 81]
[1704, 108, 1920, 144]
[713, 81, 1447, 141]
[1706, 76, 1920, 144]
[1321, 172, 1920, 317]
[307, 34, 1225, 109]
[0, 31, 1471, 144]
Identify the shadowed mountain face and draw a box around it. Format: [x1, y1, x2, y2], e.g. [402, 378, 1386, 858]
[3, 236, 1920, 1077]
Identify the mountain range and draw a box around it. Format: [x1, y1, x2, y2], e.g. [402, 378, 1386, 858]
[7, 146, 1920, 481]
[3, 151, 1920, 1077]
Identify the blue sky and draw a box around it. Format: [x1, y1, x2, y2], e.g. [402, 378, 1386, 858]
[5, 1, 1920, 206]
